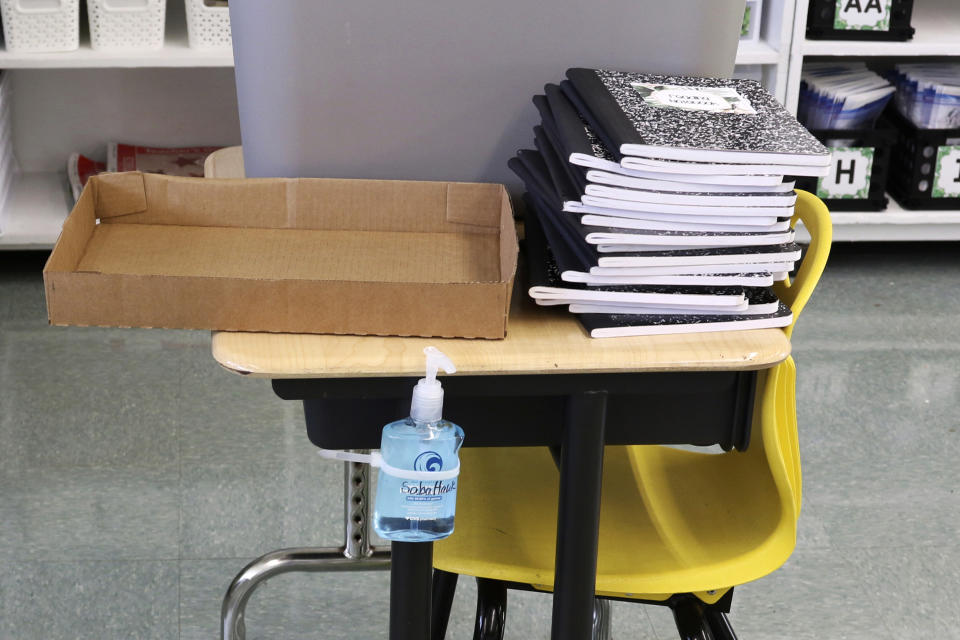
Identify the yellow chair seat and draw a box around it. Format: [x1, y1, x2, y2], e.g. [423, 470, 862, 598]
[435, 361, 797, 603]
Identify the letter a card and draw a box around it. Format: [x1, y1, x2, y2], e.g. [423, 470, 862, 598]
[835, 0, 891, 31]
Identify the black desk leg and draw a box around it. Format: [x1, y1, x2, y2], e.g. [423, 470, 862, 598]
[551, 391, 608, 640]
[391, 541, 433, 640]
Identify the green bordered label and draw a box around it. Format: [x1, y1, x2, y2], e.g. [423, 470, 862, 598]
[834, 0, 891, 31]
[932, 146, 960, 198]
[817, 147, 874, 199]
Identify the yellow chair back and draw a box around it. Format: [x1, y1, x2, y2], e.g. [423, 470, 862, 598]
[774, 189, 833, 337]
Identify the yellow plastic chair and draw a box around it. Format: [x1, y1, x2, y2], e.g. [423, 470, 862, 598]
[431, 190, 832, 639]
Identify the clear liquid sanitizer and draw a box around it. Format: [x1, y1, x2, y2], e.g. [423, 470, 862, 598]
[373, 347, 464, 542]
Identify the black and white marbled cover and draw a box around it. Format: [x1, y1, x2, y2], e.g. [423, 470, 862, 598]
[745, 287, 778, 305]
[583, 120, 616, 162]
[529, 211, 748, 300]
[606, 243, 800, 258]
[587, 185, 796, 200]
[585, 225, 788, 238]
[538, 246, 745, 297]
[587, 282, 744, 295]
[575, 68, 829, 158]
[578, 301, 791, 331]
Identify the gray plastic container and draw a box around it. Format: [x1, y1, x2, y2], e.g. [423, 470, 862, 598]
[229, 0, 743, 187]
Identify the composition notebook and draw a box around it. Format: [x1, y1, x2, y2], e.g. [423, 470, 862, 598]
[512, 151, 793, 256]
[524, 207, 750, 309]
[577, 305, 792, 338]
[520, 136, 792, 229]
[565, 68, 831, 167]
[524, 201, 793, 338]
[525, 194, 782, 287]
[541, 84, 789, 187]
[533, 114, 799, 209]
[511, 151, 798, 263]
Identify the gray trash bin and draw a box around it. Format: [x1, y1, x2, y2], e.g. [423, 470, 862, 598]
[228, 0, 743, 187]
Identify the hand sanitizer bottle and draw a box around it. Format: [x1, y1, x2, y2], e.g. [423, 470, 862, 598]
[373, 347, 464, 542]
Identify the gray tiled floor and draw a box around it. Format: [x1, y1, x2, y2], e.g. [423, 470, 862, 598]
[1, 245, 959, 639]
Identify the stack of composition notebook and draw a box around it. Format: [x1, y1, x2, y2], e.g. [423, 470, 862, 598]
[512, 68, 832, 338]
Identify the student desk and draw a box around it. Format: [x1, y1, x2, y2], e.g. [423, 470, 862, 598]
[207, 147, 791, 640]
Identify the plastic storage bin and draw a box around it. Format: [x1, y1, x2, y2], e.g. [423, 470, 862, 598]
[87, 0, 165, 51]
[184, 0, 231, 50]
[806, 0, 914, 41]
[0, 0, 79, 53]
[887, 107, 960, 209]
[795, 120, 897, 211]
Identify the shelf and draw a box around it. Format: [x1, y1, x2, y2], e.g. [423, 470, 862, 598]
[0, 23, 233, 69]
[0, 172, 71, 250]
[796, 195, 960, 242]
[0, 27, 779, 70]
[801, 0, 960, 57]
[735, 40, 780, 65]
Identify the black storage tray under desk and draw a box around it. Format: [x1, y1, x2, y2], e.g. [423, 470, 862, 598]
[273, 370, 757, 453]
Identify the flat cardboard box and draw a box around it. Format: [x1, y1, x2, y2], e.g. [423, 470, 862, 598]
[45, 172, 518, 338]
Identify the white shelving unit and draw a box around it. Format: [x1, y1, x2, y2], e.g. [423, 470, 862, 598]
[784, 0, 960, 241]
[798, 199, 960, 242]
[786, 0, 960, 112]
[734, 0, 798, 102]
[0, 173, 72, 249]
[4, 0, 958, 248]
[798, 0, 960, 59]
[736, 40, 781, 66]
[0, 3, 240, 250]
[0, 22, 233, 69]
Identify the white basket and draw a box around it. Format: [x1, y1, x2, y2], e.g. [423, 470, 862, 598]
[184, 0, 231, 50]
[0, 0, 80, 53]
[87, 0, 166, 51]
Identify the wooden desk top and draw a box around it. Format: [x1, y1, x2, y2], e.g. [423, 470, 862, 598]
[207, 147, 791, 379]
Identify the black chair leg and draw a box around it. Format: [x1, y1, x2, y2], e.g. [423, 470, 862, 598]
[671, 597, 716, 640]
[431, 569, 459, 640]
[705, 610, 738, 640]
[473, 578, 507, 640]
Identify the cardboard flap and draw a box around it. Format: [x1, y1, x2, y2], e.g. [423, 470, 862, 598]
[93, 172, 148, 219]
[93, 173, 508, 233]
[445, 183, 503, 228]
[499, 190, 519, 284]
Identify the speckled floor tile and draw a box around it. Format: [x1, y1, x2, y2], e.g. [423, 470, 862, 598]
[0, 560, 179, 640]
[794, 499, 830, 550]
[853, 546, 960, 639]
[177, 350, 291, 467]
[178, 456, 345, 559]
[813, 499, 960, 550]
[0, 327, 183, 474]
[732, 549, 894, 640]
[0, 466, 179, 562]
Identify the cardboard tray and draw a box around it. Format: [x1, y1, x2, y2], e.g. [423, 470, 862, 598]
[44, 172, 518, 339]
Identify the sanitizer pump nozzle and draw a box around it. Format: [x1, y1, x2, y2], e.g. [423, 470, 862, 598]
[410, 347, 457, 423]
